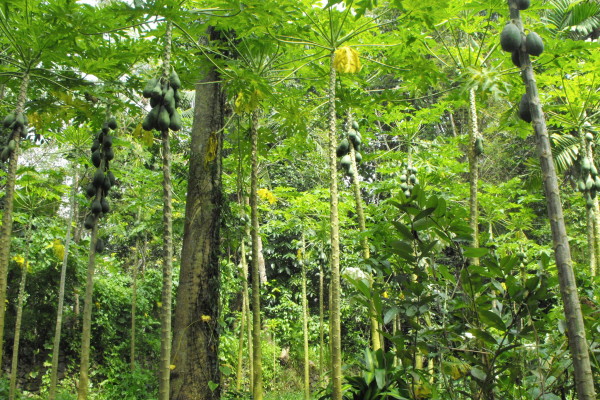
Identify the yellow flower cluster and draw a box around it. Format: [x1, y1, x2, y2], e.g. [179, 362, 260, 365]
[333, 46, 361, 74]
[257, 188, 277, 205]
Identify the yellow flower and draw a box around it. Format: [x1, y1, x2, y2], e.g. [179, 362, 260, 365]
[257, 188, 277, 205]
[12, 255, 25, 267]
[201, 315, 212, 322]
[333, 46, 361, 74]
[382, 291, 389, 299]
[52, 239, 65, 261]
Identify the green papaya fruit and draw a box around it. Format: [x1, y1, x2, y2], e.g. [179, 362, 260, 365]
[582, 157, 592, 172]
[91, 151, 102, 168]
[591, 163, 598, 176]
[105, 147, 115, 161]
[500, 23, 522, 52]
[355, 151, 362, 163]
[150, 95, 161, 108]
[511, 50, 522, 68]
[102, 175, 112, 192]
[169, 70, 181, 89]
[86, 183, 96, 198]
[3, 113, 15, 128]
[525, 32, 544, 57]
[102, 123, 110, 133]
[95, 238, 105, 253]
[578, 180, 586, 192]
[150, 81, 162, 99]
[107, 170, 116, 187]
[93, 168, 105, 187]
[586, 193, 594, 208]
[107, 117, 117, 130]
[91, 198, 102, 214]
[143, 110, 157, 131]
[174, 89, 181, 108]
[103, 135, 113, 149]
[143, 78, 159, 98]
[400, 183, 408, 191]
[84, 214, 95, 230]
[101, 197, 110, 213]
[585, 132, 594, 141]
[517, 0, 530, 10]
[586, 175, 594, 190]
[475, 137, 484, 156]
[163, 87, 175, 107]
[169, 109, 182, 131]
[91, 139, 100, 152]
[594, 176, 600, 190]
[15, 113, 25, 129]
[400, 174, 407, 182]
[409, 174, 417, 184]
[348, 130, 361, 147]
[518, 94, 532, 123]
[336, 139, 350, 157]
[340, 154, 352, 170]
[157, 106, 170, 131]
[404, 190, 411, 198]
[1, 147, 10, 162]
[7, 140, 16, 152]
[351, 120, 359, 130]
[23, 114, 28, 126]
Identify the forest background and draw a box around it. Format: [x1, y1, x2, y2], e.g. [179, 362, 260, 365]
[0, 0, 598, 399]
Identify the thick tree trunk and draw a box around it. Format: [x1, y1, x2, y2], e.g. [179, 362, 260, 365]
[0, 72, 29, 365]
[159, 21, 174, 400]
[8, 222, 32, 400]
[327, 51, 343, 400]
[49, 169, 78, 400]
[509, 2, 596, 399]
[468, 88, 480, 264]
[170, 60, 224, 400]
[249, 109, 264, 400]
[77, 217, 99, 400]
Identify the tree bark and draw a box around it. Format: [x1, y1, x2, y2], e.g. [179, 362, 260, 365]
[318, 258, 324, 382]
[509, 2, 596, 399]
[327, 51, 343, 400]
[170, 56, 224, 400]
[49, 169, 78, 400]
[249, 109, 264, 400]
[468, 88, 480, 264]
[0, 71, 29, 366]
[77, 216, 99, 400]
[9, 222, 32, 400]
[301, 238, 310, 400]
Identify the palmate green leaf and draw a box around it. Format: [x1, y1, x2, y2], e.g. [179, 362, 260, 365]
[550, 132, 580, 173]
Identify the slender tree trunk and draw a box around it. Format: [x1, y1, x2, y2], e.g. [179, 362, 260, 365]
[130, 243, 139, 372]
[170, 49, 224, 400]
[249, 109, 264, 400]
[509, 2, 596, 399]
[241, 235, 254, 391]
[468, 88, 480, 264]
[318, 259, 324, 381]
[0, 72, 30, 365]
[158, 21, 175, 400]
[8, 222, 32, 400]
[49, 169, 78, 400]
[347, 114, 381, 352]
[581, 132, 598, 276]
[301, 238, 310, 400]
[77, 217, 99, 400]
[235, 287, 246, 391]
[327, 51, 342, 400]
[593, 199, 600, 278]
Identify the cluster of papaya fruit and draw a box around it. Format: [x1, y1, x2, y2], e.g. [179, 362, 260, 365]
[400, 164, 419, 198]
[337, 120, 363, 175]
[1, 111, 28, 162]
[142, 70, 182, 132]
[578, 135, 600, 208]
[83, 117, 118, 252]
[500, 0, 544, 70]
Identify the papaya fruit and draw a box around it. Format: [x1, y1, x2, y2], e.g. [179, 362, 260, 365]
[91, 198, 102, 214]
[409, 174, 417, 184]
[348, 130, 361, 147]
[91, 151, 102, 168]
[86, 183, 96, 198]
[93, 168, 105, 187]
[174, 90, 181, 108]
[511, 50, 521, 68]
[400, 183, 409, 191]
[101, 174, 111, 192]
[163, 87, 175, 107]
[169, 70, 181, 89]
[340, 154, 352, 170]
[475, 137, 484, 156]
[404, 190, 411, 198]
[1, 147, 10, 162]
[91, 139, 100, 152]
[591, 163, 598, 176]
[101, 197, 110, 213]
[150, 80, 162, 99]
[107, 117, 117, 130]
[105, 147, 115, 161]
[500, 23, 522, 52]
[15, 113, 25, 129]
[156, 106, 170, 132]
[143, 78, 159, 98]
[578, 180, 586, 192]
[143, 108, 158, 131]
[351, 120, 359, 130]
[525, 32, 544, 56]
[400, 174, 407, 182]
[95, 238, 105, 253]
[585, 132, 594, 141]
[107, 170, 116, 187]
[355, 151, 362, 163]
[103, 135, 113, 149]
[336, 139, 350, 157]
[169, 109, 182, 131]
[84, 214, 95, 230]
[3, 113, 15, 128]
[582, 157, 592, 172]
[102, 123, 110, 133]
[517, 0, 530, 10]
[518, 94, 532, 123]
[594, 176, 600, 190]
[586, 175, 594, 190]
[7, 140, 16, 152]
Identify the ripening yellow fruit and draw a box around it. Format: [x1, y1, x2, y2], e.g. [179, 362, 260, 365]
[333, 46, 361, 74]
